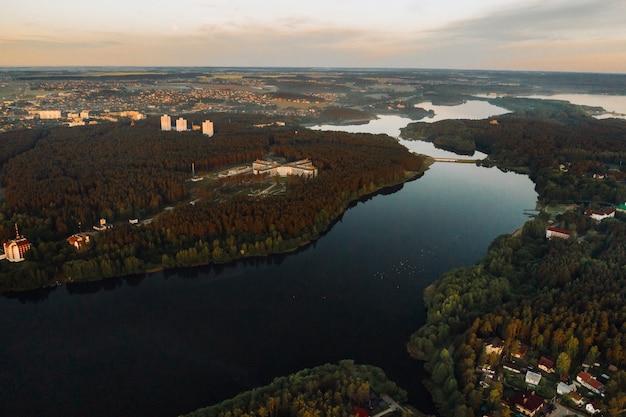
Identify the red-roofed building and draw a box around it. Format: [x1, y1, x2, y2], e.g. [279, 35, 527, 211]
[352, 407, 369, 417]
[545, 227, 571, 240]
[585, 208, 615, 222]
[538, 356, 555, 373]
[513, 391, 544, 417]
[513, 344, 529, 359]
[67, 233, 91, 250]
[2, 224, 30, 263]
[576, 372, 605, 395]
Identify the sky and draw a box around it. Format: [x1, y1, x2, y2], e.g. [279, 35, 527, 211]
[1, 0, 625, 73]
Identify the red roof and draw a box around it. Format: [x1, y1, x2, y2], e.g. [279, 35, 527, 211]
[352, 407, 369, 417]
[585, 208, 615, 216]
[577, 372, 604, 389]
[546, 227, 571, 235]
[513, 391, 544, 412]
[539, 356, 555, 370]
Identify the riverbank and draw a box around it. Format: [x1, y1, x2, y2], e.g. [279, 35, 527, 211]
[2, 164, 430, 294]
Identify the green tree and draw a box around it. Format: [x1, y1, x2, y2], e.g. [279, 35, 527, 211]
[556, 352, 571, 376]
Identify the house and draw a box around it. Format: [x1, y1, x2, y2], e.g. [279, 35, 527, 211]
[3, 224, 31, 262]
[576, 372, 605, 395]
[503, 362, 525, 374]
[584, 208, 615, 222]
[512, 391, 544, 417]
[93, 218, 113, 231]
[525, 371, 542, 387]
[545, 227, 571, 240]
[67, 233, 91, 250]
[513, 344, 529, 359]
[586, 402, 601, 414]
[556, 381, 576, 395]
[569, 391, 585, 406]
[485, 337, 504, 355]
[538, 356, 555, 373]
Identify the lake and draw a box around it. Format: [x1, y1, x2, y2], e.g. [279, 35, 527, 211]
[0, 105, 537, 417]
[525, 94, 626, 120]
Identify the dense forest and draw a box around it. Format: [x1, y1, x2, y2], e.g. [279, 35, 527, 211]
[0, 114, 424, 291]
[401, 100, 626, 204]
[182, 361, 421, 417]
[405, 106, 626, 416]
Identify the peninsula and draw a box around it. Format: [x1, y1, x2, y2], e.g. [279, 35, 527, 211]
[0, 113, 426, 292]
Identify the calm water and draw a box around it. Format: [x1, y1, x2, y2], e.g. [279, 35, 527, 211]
[1, 107, 537, 417]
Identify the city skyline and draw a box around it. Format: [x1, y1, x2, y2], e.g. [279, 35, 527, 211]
[1, 0, 625, 73]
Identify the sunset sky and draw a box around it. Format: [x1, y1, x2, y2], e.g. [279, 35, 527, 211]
[2, 0, 625, 72]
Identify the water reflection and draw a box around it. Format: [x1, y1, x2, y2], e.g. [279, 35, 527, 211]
[523, 93, 626, 119]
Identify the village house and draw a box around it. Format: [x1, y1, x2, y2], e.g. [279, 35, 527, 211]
[512, 391, 544, 417]
[538, 356, 555, 373]
[576, 371, 605, 395]
[485, 337, 504, 356]
[503, 362, 525, 374]
[569, 391, 585, 406]
[586, 402, 601, 414]
[525, 371, 542, 387]
[556, 381, 576, 395]
[513, 344, 529, 359]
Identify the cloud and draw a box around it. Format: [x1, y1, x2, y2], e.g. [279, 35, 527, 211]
[433, 0, 626, 44]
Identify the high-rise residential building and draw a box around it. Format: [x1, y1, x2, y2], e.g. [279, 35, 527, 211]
[160, 114, 172, 131]
[202, 120, 214, 137]
[176, 117, 188, 132]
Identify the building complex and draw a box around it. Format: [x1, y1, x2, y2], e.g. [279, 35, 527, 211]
[252, 159, 318, 178]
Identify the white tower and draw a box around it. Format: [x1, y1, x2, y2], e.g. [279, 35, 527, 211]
[202, 120, 214, 137]
[176, 117, 187, 132]
[160, 115, 171, 131]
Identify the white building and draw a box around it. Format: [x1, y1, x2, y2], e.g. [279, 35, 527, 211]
[80, 110, 90, 120]
[525, 371, 542, 387]
[176, 117, 188, 132]
[585, 208, 615, 222]
[546, 227, 571, 240]
[252, 159, 318, 178]
[202, 120, 214, 137]
[160, 114, 172, 131]
[3, 225, 31, 262]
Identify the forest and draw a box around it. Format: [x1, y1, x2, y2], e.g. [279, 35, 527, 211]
[181, 360, 420, 417]
[401, 100, 626, 205]
[0, 113, 424, 291]
[405, 106, 626, 416]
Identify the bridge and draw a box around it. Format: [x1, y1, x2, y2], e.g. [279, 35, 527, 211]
[433, 157, 480, 163]
[371, 395, 404, 417]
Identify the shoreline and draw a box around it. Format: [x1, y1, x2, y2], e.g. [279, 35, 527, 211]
[2, 168, 430, 294]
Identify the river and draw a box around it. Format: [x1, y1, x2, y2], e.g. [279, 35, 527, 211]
[1, 103, 536, 417]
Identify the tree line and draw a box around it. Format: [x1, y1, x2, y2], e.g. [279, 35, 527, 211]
[405, 105, 626, 416]
[182, 360, 415, 417]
